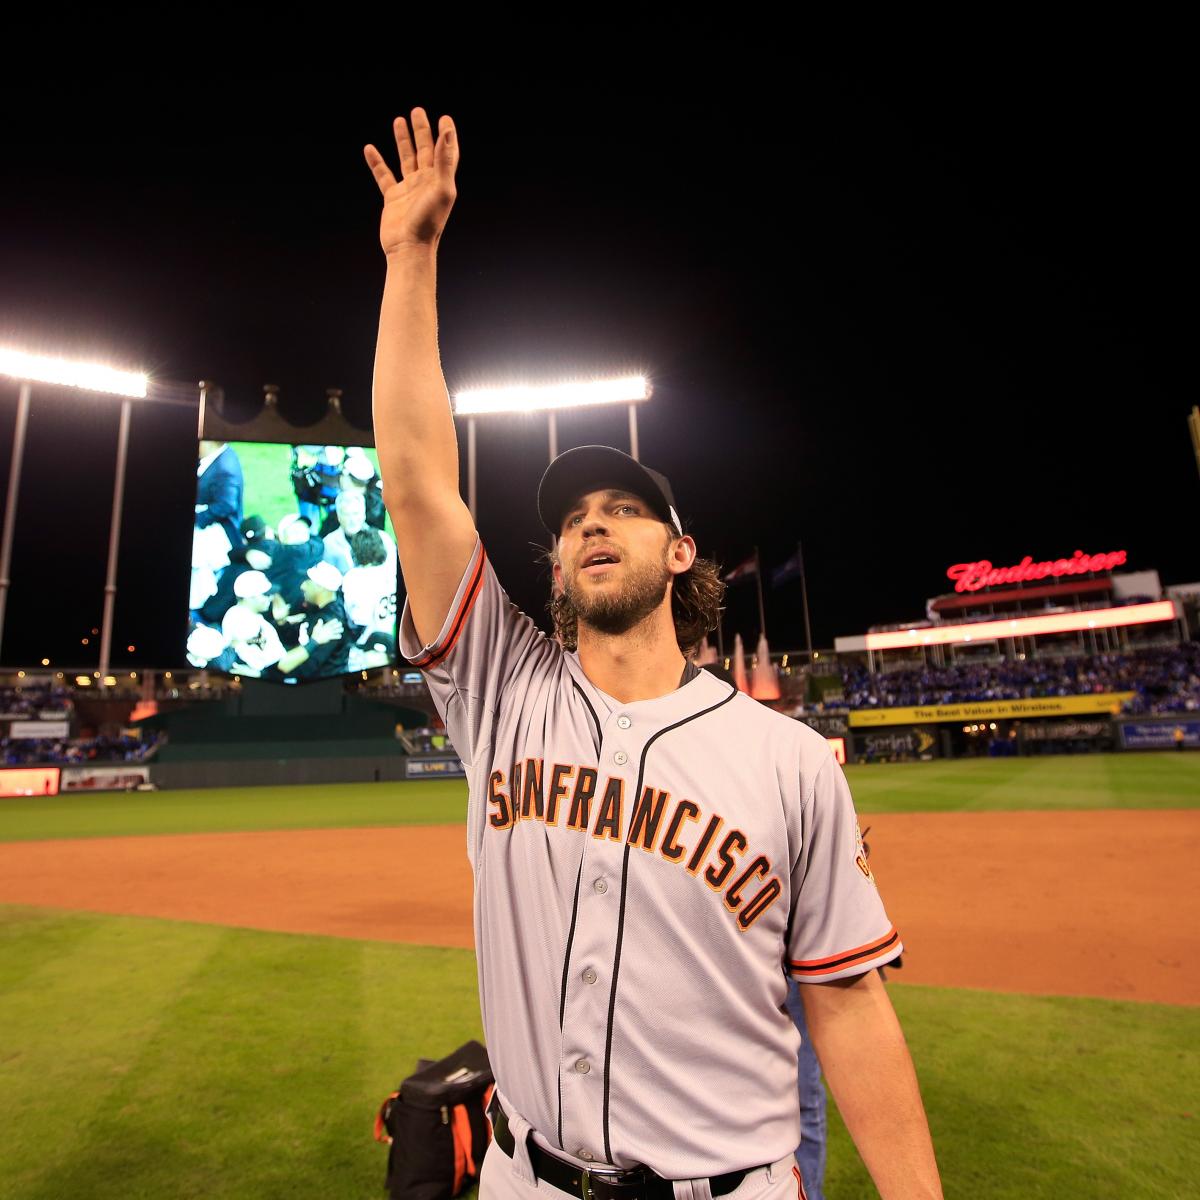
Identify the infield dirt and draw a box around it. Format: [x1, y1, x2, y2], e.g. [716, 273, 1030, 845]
[1, 809, 1195, 1004]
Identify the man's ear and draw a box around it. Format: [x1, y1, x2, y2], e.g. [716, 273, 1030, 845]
[552, 559, 564, 591]
[668, 535, 697, 575]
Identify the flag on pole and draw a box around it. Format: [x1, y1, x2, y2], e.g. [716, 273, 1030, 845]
[771, 550, 803, 588]
[723, 554, 758, 584]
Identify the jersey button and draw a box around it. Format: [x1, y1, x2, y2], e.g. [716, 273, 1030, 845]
[579, 1149, 595, 1162]
[616, 715, 632, 729]
[582, 967, 598, 984]
[575, 1058, 591, 1074]
[613, 750, 628, 765]
[594, 878, 608, 894]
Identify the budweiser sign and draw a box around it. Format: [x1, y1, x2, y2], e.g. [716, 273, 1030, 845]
[947, 550, 1127, 593]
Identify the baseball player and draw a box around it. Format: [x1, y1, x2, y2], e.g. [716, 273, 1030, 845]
[365, 109, 943, 1200]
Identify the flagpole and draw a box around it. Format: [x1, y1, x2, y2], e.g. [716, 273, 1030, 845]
[797, 539, 814, 664]
[754, 546, 767, 638]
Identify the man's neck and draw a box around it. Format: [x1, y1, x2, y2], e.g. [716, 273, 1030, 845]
[576, 610, 686, 704]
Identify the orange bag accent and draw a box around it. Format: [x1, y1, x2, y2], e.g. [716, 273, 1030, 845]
[374, 1091, 399, 1144]
[453, 1103, 477, 1181]
[450, 1103, 470, 1193]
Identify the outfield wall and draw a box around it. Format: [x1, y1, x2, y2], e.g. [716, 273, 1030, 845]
[149, 754, 412, 789]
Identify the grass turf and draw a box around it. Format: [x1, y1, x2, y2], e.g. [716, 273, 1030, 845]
[845, 750, 1200, 814]
[1, 753, 1196, 842]
[1, 906, 1195, 1200]
[0, 779, 468, 842]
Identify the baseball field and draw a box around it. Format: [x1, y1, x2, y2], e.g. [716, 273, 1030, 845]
[2, 751, 1197, 1199]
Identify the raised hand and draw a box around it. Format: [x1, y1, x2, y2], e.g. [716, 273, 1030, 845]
[364, 108, 459, 255]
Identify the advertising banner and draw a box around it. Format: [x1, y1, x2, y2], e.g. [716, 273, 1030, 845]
[405, 756, 467, 779]
[60, 765, 152, 792]
[799, 713, 850, 738]
[849, 693, 1135, 728]
[1022, 720, 1110, 741]
[0, 767, 60, 797]
[857, 728, 940, 760]
[1118, 720, 1200, 750]
[7, 720, 70, 739]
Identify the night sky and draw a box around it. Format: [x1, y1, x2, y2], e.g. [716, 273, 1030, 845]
[0, 65, 1192, 672]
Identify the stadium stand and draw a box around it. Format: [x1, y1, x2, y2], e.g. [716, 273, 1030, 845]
[836, 643, 1200, 714]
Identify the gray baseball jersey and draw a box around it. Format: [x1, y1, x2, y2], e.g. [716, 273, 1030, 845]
[399, 536, 902, 1178]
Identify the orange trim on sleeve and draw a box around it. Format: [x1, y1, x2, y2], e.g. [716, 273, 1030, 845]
[788, 925, 900, 977]
[411, 545, 488, 671]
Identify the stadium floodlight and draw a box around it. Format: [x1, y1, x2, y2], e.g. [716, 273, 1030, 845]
[0, 345, 159, 685]
[451, 375, 652, 522]
[0, 348, 148, 398]
[452, 375, 649, 416]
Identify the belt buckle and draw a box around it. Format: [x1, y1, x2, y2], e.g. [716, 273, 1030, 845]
[580, 1165, 647, 1200]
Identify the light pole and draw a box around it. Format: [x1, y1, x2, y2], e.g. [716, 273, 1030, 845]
[451, 375, 651, 523]
[0, 382, 31, 657]
[0, 347, 149, 679]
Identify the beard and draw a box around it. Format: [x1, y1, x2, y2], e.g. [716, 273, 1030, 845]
[562, 549, 672, 637]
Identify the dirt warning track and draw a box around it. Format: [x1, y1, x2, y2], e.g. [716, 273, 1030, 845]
[0, 809, 1195, 1004]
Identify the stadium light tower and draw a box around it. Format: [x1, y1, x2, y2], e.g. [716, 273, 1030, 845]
[451, 375, 651, 521]
[0, 348, 149, 683]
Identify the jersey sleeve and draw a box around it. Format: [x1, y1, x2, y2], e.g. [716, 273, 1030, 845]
[397, 536, 556, 767]
[785, 749, 903, 983]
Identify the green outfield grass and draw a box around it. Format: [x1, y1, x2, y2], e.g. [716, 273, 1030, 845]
[1, 753, 1196, 843]
[0, 779, 467, 842]
[845, 750, 1200, 814]
[1, 906, 1195, 1200]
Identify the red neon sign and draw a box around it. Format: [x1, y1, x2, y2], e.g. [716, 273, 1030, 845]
[947, 550, 1127, 593]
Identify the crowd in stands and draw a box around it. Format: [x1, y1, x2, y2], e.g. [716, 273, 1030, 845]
[2, 733, 162, 767]
[840, 642, 1200, 715]
[0, 683, 74, 718]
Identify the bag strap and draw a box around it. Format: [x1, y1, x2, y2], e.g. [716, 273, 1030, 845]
[373, 1091, 400, 1144]
[449, 1083, 496, 1191]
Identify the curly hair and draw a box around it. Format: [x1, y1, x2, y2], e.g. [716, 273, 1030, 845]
[543, 526, 726, 659]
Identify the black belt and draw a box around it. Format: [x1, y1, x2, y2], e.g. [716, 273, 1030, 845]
[489, 1099, 756, 1200]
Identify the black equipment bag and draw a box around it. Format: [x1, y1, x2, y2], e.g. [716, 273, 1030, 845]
[375, 1040, 495, 1200]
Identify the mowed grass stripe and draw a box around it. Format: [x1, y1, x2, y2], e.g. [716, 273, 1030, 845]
[0, 908, 228, 1197]
[2, 753, 1198, 843]
[839, 751, 1199, 813]
[1, 906, 483, 1200]
[829, 982, 1200, 1199]
[0, 779, 468, 842]
[2, 907, 1197, 1200]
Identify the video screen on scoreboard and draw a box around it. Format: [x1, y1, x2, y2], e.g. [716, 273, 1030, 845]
[186, 441, 398, 685]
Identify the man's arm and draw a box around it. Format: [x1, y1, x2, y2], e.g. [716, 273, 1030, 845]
[196, 467, 240, 529]
[276, 616, 344, 676]
[798, 970, 942, 1200]
[364, 107, 477, 648]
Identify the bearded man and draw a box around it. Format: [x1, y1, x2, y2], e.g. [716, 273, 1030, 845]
[365, 107, 942, 1200]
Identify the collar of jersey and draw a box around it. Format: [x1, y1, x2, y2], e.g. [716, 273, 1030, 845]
[564, 650, 729, 721]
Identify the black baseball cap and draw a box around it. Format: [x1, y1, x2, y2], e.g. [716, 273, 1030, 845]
[538, 445, 683, 537]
